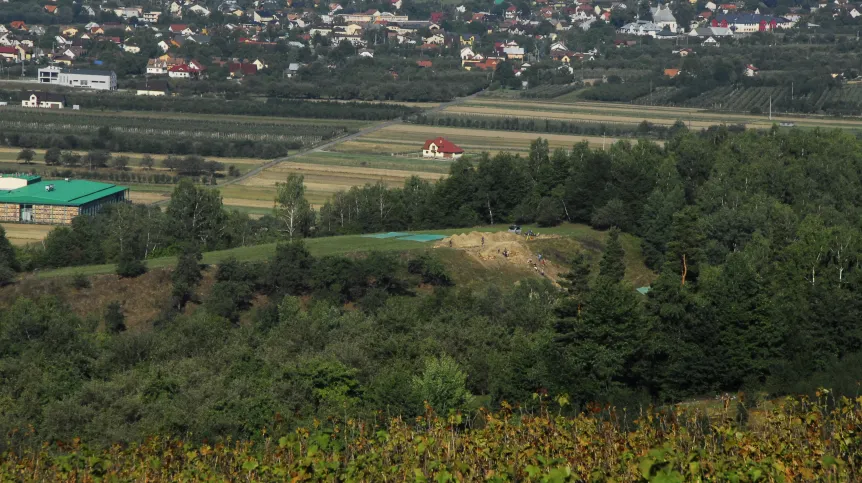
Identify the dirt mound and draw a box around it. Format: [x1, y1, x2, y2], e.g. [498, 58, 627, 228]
[437, 231, 562, 282]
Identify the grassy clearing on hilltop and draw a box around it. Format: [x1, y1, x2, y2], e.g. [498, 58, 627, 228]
[32, 224, 654, 285]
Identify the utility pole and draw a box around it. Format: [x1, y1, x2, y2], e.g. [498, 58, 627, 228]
[769, 95, 772, 120]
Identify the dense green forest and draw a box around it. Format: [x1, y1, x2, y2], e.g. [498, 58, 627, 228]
[2, 127, 862, 448]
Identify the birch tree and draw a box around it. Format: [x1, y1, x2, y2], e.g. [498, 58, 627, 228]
[275, 174, 314, 240]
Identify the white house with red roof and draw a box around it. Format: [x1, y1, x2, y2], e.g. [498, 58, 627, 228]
[168, 64, 192, 78]
[423, 137, 464, 159]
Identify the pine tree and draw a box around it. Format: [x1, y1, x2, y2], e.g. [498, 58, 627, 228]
[105, 301, 126, 334]
[0, 225, 19, 272]
[557, 252, 592, 318]
[172, 246, 203, 310]
[599, 227, 626, 283]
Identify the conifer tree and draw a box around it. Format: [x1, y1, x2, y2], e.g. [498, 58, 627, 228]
[599, 227, 626, 283]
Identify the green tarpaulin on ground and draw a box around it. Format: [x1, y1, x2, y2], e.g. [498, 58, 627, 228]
[361, 232, 410, 239]
[397, 234, 447, 242]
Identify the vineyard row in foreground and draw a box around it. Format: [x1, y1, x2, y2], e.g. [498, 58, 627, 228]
[2, 394, 860, 481]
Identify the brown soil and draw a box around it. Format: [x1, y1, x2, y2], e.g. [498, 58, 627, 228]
[3, 268, 217, 330]
[436, 231, 565, 284]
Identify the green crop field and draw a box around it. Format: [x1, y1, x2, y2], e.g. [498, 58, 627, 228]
[462, 97, 862, 131]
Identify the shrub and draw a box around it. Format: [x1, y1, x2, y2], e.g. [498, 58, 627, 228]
[116, 251, 147, 278]
[70, 273, 91, 289]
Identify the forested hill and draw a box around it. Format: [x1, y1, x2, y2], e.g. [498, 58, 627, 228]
[1, 126, 862, 455]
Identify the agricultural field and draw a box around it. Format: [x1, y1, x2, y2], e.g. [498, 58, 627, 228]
[462, 97, 862, 131]
[227, 151, 449, 210]
[0, 222, 52, 246]
[643, 84, 862, 119]
[334, 123, 621, 155]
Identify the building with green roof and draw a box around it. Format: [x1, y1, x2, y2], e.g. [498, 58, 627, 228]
[0, 174, 128, 224]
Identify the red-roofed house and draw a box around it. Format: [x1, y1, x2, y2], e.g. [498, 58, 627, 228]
[44, 5, 58, 14]
[169, 24, 191, 35]
[416, 60, 433, 68]
[168, 64, 193, 78]
[744, 64, 759, 77]
[430, 12, 445, 23]
[422, 137, 464, 159]
[0, 46, 19, 62]
[229, 62, 258, 77]
[10, 21, 27, 31]
[188, 59, 206, 73]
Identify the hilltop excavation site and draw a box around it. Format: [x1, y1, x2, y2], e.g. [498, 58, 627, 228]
[435, 231, 565, 283]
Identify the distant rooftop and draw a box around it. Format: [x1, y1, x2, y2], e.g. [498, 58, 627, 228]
[0, 179, 127, 206]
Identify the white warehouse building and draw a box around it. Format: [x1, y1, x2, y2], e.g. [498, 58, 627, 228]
[38, 66, 117, 91]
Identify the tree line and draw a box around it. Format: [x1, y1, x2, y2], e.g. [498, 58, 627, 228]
[3, 127, 862, 446]
[0, 128, 295, 160]
[0, 91, 419, 121]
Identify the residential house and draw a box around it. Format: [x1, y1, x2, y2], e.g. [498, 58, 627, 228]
[51, 55, 74, 65]
[702, 36, 719, 46]
[744, 64, 759, 76]
[0, 46, 18, 62]
[618, 20, 663, 37]
[253, 10, 276, 23]
[10, 21, 27, 31]
[284, 62, 302, 78]
[503, 44, 525, 60]
[358, 48, 374, 58]
[61, 26, 78, 37]
[168, 64, 193, 78]
[416, 59, 433, 67]
[690, 26, 734, 37]
[424, 33, 445, 44]
[664, 68, 681, 78]
[123, 43, 141, 54]
[189, 5, 211, 16]
[228, 62, 258, 77]
[462, 57, 501, 71]
[44, 5, 58, 15]
[136, 79, 171, 96]
[143, 12, 162, 23]
[114, 7, 142, 19]
[713, 13, 791, 32]
[169, 24, 193, 36]
[252, 58, 266, 70]
[422, 137, 464, 159]
[551, 50, 576, 63]
[21, 91, 66, 108]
